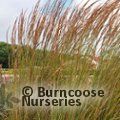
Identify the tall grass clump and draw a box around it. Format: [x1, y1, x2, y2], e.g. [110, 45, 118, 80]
[6, 0, 120, 119]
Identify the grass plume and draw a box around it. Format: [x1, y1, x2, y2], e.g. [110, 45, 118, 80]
[6, 0, 120, 119]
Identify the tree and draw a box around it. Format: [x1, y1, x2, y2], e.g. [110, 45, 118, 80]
[0, 42, 12, 68]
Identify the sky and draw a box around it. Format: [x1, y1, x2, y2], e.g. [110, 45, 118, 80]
[0, 0, 46, 42]
[0, 0, 107, 42]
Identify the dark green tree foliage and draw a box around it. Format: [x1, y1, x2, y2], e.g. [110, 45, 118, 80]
[0, 42, 12, 68]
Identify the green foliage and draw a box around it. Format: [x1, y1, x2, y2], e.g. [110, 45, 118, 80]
[0, 42, 12, 68]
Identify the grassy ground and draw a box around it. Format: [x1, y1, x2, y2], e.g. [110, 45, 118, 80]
[1, 69, 13, 75]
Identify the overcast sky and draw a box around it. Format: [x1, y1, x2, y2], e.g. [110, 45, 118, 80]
[0, 0, 107, 42]
[0, 0, 43, 42]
